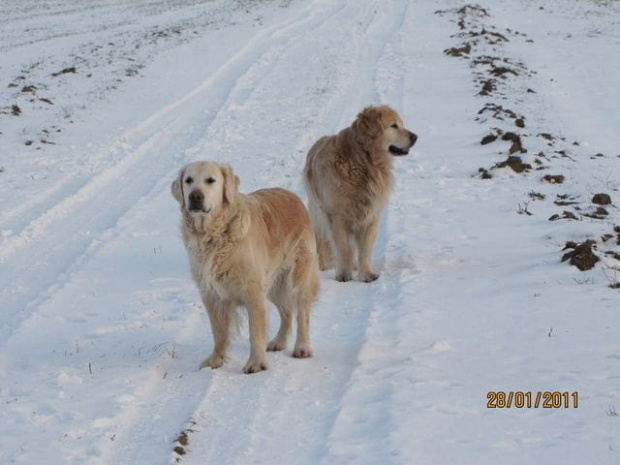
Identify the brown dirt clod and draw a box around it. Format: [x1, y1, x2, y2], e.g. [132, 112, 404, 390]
[478, 79, 496, 96]
[480, 134, 498, 145]
[501, 132, 526, 154]
[543, 174, 565, 184]
[445, 43, 472, 57]
[490, 66, 518, 77]
[478, 167, 493, 179]
[561, 240, 599, 271]
[496, 155, 532, 173]
[51, 66, 77, 77]
[549, 211, 578, 221]
[592, 193, 611, 205]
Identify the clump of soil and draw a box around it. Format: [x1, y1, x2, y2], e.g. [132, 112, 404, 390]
[538, 132, 554, 142]
[476, 104, 524, 126]
[543, 174, 565, 184]
[490, 66, 518, 77]
[463, 28, 509, 45]
[478, 79, 496, 96]
[549, 211, 578, 221]
[528, 191, 546, 200]
[581, 207, 608, 220]
[606, 251, 620, 261]
[495, 155, 531, 173]
[561, 240, 599, 271]
[555, 194, 579, 206]
[501, 132, 526, 154]
[592, 193, 612, 205]
[472, 55, 500, 67]
[445, 43, 472, 57]
[173, 421, 196, 462]
[478, 167, 492, 179]
[51, 66, 77, 77]
[457, 4, 489, 17]
[480, 133, 497, 145]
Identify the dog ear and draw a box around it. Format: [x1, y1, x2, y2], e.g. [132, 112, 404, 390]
[352, 106, 383, 150]
[171, 167, 185, 206]
[220, 163, 240, 205]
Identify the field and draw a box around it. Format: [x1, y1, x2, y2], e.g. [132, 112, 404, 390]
[1, 0, 619, 464]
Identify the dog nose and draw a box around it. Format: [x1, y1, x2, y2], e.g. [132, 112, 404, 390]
[409, 132, 418, 145]
[189, 190, 204, 203]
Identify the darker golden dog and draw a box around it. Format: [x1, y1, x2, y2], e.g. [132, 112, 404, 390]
[304, 105, 417, 282]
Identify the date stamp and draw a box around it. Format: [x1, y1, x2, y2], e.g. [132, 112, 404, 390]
[487, 391, 579, 409]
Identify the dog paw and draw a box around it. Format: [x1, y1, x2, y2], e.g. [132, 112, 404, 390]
[199, 353, 224, 370]
[267, 339, 287, 352]
[293, 346, 313, 359]
[359, 271, 379, 283]
[243, 358, 268, 374]
[335, 271, 353, 282]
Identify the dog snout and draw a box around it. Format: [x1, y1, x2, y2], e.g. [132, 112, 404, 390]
[188, 189, 204, 210]
[409, 131, 418, 146]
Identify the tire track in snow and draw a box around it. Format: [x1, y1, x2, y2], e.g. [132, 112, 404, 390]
[0, 0, 340, 346]
[318, 1, 417, 461]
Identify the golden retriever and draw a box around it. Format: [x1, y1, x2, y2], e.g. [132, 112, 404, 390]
[171, 161, 319, 374]
[304, 105, 417, 282]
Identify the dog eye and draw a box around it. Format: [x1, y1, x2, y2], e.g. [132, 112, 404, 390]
[205, 177, 216, 185]
[185, 176, 193, 184]
[391, 123, 399, 128]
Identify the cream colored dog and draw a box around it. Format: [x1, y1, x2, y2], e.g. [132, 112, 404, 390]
[171, 161, 319, 374]
[304, 105, 417, 282]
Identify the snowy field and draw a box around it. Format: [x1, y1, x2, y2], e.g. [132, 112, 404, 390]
[1, 0, 619, 463]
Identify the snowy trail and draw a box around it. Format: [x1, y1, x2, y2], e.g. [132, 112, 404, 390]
[1, 0, 619, 464]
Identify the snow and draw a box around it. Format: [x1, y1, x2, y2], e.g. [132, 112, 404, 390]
[1, 0, 619, 464]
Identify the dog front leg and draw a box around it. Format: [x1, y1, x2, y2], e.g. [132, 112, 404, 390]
[332, 219, 354, 282]
[200, 299, 232, 370]
[243, 292, 269, 374]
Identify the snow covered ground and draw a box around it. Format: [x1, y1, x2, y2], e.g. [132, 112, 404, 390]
[1, 0, 619, 463]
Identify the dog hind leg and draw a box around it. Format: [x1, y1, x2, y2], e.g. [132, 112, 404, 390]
[357, 218, 380, 282]
[332, 218, 355, 282]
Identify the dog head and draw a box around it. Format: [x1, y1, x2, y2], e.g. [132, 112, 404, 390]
[171, 161, 240, 218]
[352, 105, 418, 156]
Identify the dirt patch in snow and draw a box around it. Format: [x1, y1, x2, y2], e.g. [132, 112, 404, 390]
[439, 2, 620, 277]
[562, 240, 600, 271]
